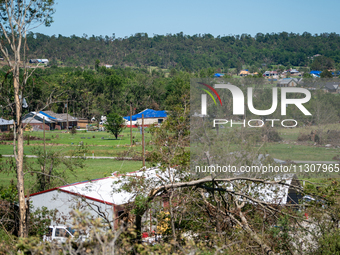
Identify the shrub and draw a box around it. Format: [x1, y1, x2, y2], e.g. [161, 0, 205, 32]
[266, 130, 282, 142]
[70, 126, 77, 135]
[297, 133, 310, 141]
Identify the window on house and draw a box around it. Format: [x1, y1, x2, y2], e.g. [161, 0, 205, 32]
[55, 228, 70, 237]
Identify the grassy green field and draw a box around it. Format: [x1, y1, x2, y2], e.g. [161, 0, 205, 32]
[1, 124, 339, 161]
[200, 123, 340, 162]
[0, 128, 153, 156]
[1, 123, 339, 190]
[0, 158, 147, 188]
[0, 128, 153, 189]
[258, 143, 339, 161]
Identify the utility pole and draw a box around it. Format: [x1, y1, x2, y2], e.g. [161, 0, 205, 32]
[66, 99, 69, 132]
[142, 114, 145, 168]
[43, 117, 46, 153]
[130, 102, 132, 146]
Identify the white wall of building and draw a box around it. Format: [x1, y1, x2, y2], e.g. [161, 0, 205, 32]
[136, 117, 165, 126]
[29, 190, 114, 225]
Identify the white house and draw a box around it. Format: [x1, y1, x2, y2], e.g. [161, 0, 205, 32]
[0, 118, 14, 132]
[29, 59, 49, 64]
[29, 168, 174, 228]
[123, 109, 167, 127]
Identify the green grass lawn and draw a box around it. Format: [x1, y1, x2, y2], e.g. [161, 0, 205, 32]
[2, 124, 339, 161]
[1, 123, 339, 190]
[0, 128, 155, 190]
[0, 158, 146, 189]
[0, 128, 153, 156]
[259, 143, 340, 161]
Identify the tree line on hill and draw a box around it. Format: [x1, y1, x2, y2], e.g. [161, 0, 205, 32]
[3, 31, 340, 71]
[1, 65, 340, 125]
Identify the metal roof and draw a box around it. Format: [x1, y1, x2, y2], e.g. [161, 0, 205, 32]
[226, 174, 300, 205]
[39, 111, 57, 120]
[59, 176, 133, 205]
[22, 112, 57, 123]
[0, 118, 14, 126]
[43, 111, 78, 121]
[278, 78, 298, 85]
[30, 168, 177, 206]
[253, 174, 298, 204]
[29, 169, 299, 206]
[324, 82, 339, 91]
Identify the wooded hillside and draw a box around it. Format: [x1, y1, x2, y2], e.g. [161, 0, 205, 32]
[20, 32, 340, 70]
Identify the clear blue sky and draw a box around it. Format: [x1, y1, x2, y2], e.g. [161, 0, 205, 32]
[34, 0, 340, 38]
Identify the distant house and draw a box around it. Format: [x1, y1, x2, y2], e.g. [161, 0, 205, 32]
[323, 82, 340, 93]
[29, 59, 38, 64]
[22, 111, 57, 131]
[124, 109, 167, 127]
[310, 70, 321, 78]
[239, 70, 250, 76]
[29, 59, 49, 64]
[0, 118, 14, 132]
[43, 111, 78, 129]
[290, 69, 299, 75]
[22, 111, 78, 131]
[78, 118, 90, 129]
[263, 71, 278, 77]
[277, 78, 299, 87]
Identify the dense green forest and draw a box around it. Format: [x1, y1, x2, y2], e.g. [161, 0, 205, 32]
[0, 65, 191, 119]
[20, 32, 340, 70]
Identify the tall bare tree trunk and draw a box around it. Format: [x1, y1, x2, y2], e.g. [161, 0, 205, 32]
[13, 66, 28, 237]
[0, 0, 56, 239]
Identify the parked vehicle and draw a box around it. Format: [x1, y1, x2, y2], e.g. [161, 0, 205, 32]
[43, 225, 88, 243]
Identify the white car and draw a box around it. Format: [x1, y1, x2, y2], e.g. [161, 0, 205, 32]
[43, 225, 88, 243]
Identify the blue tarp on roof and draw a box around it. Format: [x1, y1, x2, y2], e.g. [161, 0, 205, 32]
[39, 111, 57, 120]
[310, 70, 322, 75]
[123, 109, 167, 121]
[214, 73, 224, 77]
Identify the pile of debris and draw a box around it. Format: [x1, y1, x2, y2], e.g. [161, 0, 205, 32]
[297, 130, 320, 144]
[326, 130, 340, 145]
